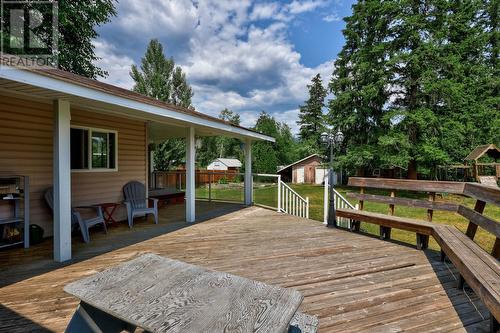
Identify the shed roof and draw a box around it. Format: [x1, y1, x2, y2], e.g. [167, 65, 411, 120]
[214, 158, 242, 168]
[464, 144, 500, 161]
[277, 154, 323, 173]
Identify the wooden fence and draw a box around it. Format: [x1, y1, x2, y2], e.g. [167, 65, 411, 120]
[151, 170, 241, 190]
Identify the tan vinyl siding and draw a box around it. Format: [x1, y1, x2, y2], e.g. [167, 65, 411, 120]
[0, 94, 54, 237]
[0, 93, 147, 237]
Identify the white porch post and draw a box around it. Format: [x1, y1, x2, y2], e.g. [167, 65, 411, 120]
[244, 139, 253, 206]
[53, 100, 72, 262]
[185, 127, 196, 223]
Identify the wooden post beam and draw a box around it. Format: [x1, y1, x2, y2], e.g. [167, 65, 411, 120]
[465, 200, 486, 239]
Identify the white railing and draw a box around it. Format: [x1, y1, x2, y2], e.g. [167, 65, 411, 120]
[252, 173, 309, 219]
[152, 170, 310, 219]
[324, 174, 356, 228]
[279, 180, 309, 219]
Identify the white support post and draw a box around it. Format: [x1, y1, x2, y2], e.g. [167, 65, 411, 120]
[53, 100, 72, 262]
[244, 139, 253, 206]
[185, 127, 196, 223]
[323, 174, 329, 225]
[277, 175, 281, 213]
[306, 197, 310, 219]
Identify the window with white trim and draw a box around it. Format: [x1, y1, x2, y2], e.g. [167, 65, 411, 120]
[71, 127, 117, 171]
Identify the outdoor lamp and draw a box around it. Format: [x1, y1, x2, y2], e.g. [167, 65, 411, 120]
[322, 130, 343, 228]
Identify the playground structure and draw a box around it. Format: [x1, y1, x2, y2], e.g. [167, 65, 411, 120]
[438, 144, 499, 185]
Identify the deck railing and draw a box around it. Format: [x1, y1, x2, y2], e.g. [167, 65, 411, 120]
[279, 180, 309, 219]
[151, 170, 310, 219]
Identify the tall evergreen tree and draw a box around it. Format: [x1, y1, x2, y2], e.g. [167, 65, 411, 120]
[131, 39, 194, 170]
[329, 0, 499, 179]
[130, 39, 193, 107]
[328, 0, 394, 175]
[297, 74, 327, 146]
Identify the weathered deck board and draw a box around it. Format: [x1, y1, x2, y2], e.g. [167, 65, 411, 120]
[0, 202, 491, 332]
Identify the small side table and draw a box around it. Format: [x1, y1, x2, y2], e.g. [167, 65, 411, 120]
[96, 203, 120, 225]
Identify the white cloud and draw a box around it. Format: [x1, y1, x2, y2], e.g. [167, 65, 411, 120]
[288, 0, 329, 15]
[249, 2, 280, 21]
[94, 40, 136, 89]
[95, 0, 336, 134]
[323, 13, 341, 22]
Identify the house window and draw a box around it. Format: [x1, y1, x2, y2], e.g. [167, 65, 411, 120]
[71, 127, 118, 171]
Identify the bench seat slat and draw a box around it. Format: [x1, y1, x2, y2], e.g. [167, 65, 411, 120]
[336, 208, 435, 235]
[433, 226, 500, 321]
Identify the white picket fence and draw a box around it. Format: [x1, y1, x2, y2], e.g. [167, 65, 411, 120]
[323, 174, 356, 228]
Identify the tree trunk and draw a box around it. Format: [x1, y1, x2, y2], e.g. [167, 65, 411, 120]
[407, 160, 418, 179]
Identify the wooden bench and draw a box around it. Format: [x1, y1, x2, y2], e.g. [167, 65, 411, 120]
[334, 177, 500, 331]
[433, 225, 500, 331]
[336, 208, 434, 249]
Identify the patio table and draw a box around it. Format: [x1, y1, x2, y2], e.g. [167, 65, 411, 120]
[94, 202, 120, 225]
[64, 253, 304, 333]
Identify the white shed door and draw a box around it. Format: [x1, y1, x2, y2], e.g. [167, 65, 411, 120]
[296, 167, 305, 183]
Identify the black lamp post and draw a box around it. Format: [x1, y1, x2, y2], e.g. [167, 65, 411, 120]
[321, 130, 344, 228]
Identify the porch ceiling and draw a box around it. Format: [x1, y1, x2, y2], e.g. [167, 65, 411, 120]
[0, 66, 274, 142]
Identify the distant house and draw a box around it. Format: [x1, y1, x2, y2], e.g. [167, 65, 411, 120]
[207, 158, 242, 171]
[278, 154, 328, 184]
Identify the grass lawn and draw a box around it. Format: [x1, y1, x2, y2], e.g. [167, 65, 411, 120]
[196, 183, 499, 253]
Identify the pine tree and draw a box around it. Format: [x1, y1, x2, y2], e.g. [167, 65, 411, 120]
[297, 74, 327, 146]
[329, 0, 498, 179]
[131, 39, 194, 170]
[328, 0, 394, 175]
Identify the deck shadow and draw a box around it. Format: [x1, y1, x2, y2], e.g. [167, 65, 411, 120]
[0, 201, 244, 288]
[0, 304, 51, 332]
[424, 251, 491, 332]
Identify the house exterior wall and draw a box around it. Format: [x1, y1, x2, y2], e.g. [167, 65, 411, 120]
[0, 93, 147, 237]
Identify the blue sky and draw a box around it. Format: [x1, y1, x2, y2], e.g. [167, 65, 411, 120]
[94, 0, 356, 133]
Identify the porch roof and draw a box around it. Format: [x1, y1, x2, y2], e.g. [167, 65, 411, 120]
[0, 56, 274, 142]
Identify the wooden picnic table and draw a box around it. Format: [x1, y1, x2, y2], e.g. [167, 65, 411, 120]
[64, 253, 305, 333]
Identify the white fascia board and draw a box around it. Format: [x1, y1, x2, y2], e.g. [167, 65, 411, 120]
[0, 67, 275, 142]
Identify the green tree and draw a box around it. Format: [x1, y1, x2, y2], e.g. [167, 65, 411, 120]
[131, 39, 194, 170]
[130, 39, 193, 107]
[329, 0, 499, 179]
[1, 0, 117, 79]
[198, 109, 243, 167]
[297, 73, 327, 146]
[252, 112, 298, 173]
[59, 1, 117, 78]
[328, 0, 394, 175]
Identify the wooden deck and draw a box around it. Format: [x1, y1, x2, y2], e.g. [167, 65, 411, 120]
[0, 203, 491, 332]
